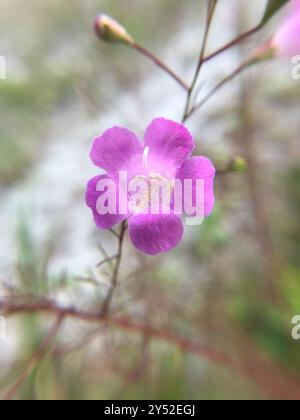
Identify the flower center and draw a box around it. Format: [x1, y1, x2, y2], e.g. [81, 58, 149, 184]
[128, 148, 175, 214]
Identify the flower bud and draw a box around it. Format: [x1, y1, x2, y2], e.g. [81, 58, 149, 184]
[249, 41, 277, 64]
[231, 156, 247, 173]
[94, 14, 134, 45]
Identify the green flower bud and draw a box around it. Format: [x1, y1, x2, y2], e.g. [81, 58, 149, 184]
[231, 156, 247, 173]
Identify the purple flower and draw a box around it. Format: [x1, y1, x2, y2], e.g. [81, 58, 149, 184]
[272, 0, 300, 57]
[86, 118, 215, 256]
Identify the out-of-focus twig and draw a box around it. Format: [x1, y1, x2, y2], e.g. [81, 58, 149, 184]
[239, 76, 280, 300]
[2, 314, 64, 401]
[236, 4, 280, 301]
[0, 299, 255, 374]
[1, 297, 300, 399]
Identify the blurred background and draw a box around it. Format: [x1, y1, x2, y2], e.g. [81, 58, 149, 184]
[0, 0, 300, 400]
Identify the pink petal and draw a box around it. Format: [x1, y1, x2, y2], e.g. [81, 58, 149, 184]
[90, 126, 143, 176]
[293, 0, 300, 12]
[273, 11, 300, 57]
[128, 213, 184, 256]
[175, 156, 216, 217]
[86, 175, 127, 229]
[144, 118, 195, 178]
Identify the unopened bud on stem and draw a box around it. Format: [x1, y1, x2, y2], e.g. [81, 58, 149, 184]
[217, 156, 247, 176]
[231, 156, 247, 173]
[94, 14, 134, 45]
[252, 1, 300, 61]
[249, 40, 277, 64]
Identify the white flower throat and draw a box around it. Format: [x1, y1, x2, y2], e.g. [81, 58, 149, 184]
[128, 147, 175, 214]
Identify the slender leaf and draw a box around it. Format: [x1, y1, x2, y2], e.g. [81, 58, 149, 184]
[261, 0, 290, 25]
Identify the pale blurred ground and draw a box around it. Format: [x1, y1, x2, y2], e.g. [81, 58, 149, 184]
[0, 0, 300, 400]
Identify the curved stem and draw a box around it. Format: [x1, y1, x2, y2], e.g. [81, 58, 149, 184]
[131, 42, 189, 91]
